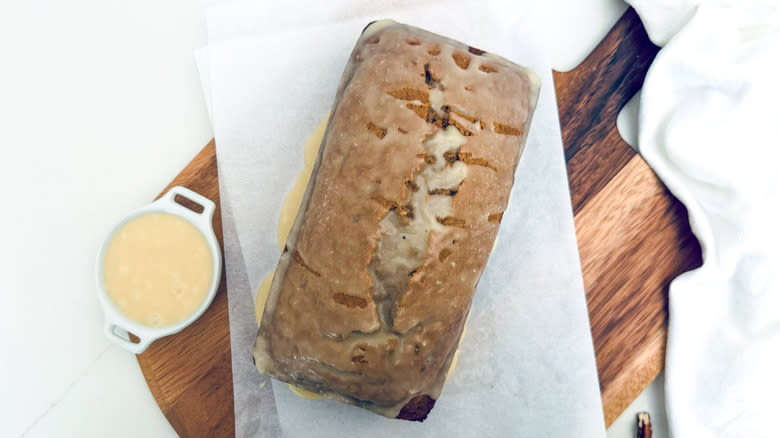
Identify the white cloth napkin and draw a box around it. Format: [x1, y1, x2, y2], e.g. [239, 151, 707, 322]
[626, 1, 780, 436]
[195, 1, 605, 436]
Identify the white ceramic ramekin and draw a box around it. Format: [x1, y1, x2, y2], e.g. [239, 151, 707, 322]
[96, 186, 222, 354]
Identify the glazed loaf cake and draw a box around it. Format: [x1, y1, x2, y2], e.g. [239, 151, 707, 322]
[254, 20, 540, 421]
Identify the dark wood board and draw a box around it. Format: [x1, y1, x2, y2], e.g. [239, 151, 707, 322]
[136, 8, 702, 435]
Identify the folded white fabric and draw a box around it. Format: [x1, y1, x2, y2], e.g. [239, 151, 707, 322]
[627, 1, 780, 436]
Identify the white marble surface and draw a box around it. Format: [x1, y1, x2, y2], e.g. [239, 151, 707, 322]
[0, 1, 667, 436]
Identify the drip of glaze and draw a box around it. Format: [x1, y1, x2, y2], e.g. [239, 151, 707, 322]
[256, 115, 330, 328]
[254, 272, 274, 325]
[277, 116, 329, 249]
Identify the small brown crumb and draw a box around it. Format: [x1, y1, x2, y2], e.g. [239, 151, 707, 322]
[406, 102, 431, 120]
[366, 121, 387, 139]
[405, 179, 419, 192]
[444, 150, 496, 168]
[332, 292, 368, 309]
[436, 216, 467, 227]
[449, 107, 478, 123]
[397, 127, 408, 134]
[464, 85, 474, 91]
[493, 122, 524, 136]
[479, 64, 498, 73]
[451, 120, 474, 137]
[427, 46, 440, 56]
[460, 154, 497, 170]
[451, 51, 471, 70]
[387, 87, 430, 102]
[488, 212, 504, 223]
[428, 188, 458, 196]
[406, 39, 421, 46]
[439, 249, 452, 262]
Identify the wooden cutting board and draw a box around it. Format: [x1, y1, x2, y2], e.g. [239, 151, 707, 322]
[137, 8, 702, 436]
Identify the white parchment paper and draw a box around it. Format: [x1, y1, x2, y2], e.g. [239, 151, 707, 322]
[196, 2, 605, 436]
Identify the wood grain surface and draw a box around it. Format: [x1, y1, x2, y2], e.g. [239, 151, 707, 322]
[554, 10, 702, 423]
[136, 8, 702, 435]
[137, 141, 236, 437]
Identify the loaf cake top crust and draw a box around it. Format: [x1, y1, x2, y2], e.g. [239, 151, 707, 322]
[254, 19, 540, 420]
